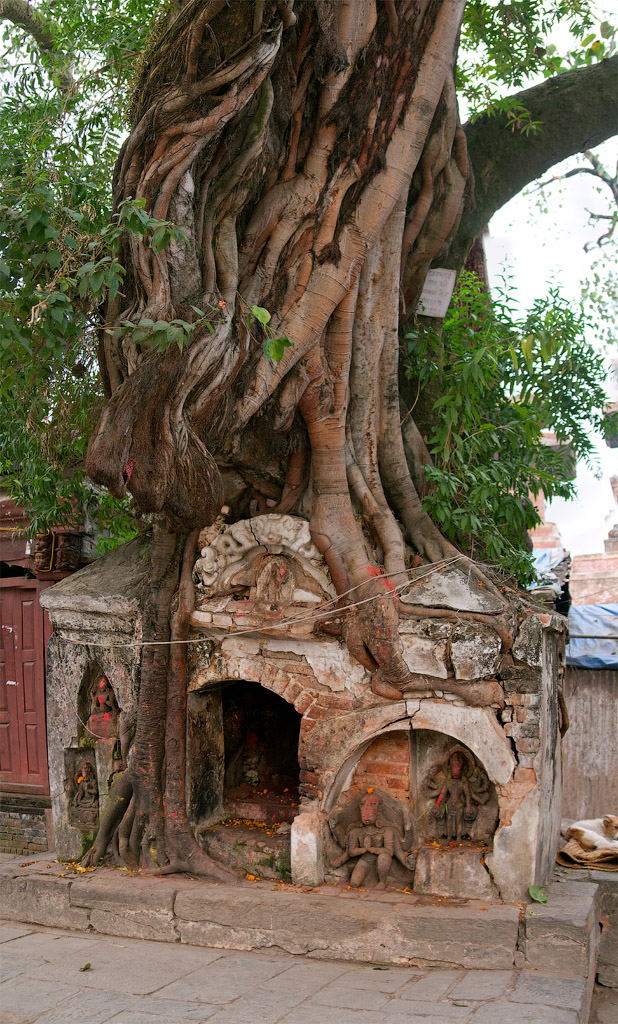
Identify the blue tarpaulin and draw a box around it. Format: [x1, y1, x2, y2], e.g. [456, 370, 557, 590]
[532, 547, 565, 576]
[530, 547, 566, 598]
[566, 604, 618, 669]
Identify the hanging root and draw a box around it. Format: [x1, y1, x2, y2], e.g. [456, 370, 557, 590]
[81, 773, 134, 868]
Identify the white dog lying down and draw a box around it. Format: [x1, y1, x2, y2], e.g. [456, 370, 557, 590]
[565, 815, 618, 852]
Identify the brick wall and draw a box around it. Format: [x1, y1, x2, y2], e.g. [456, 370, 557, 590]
[0, 794, 51, 855]
[352, 732, 410, 801]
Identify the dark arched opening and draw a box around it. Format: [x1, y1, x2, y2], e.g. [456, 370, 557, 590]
[222, 680, 301, 823]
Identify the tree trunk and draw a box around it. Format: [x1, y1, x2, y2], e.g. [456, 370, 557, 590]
[84, 0, 507, 872]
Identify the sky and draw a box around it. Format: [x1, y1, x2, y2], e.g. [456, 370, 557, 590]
[484, 137, 618, 557]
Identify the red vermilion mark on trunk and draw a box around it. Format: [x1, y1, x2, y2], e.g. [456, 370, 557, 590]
[124, 458, 134, 484]
[367, 565, 396, 592]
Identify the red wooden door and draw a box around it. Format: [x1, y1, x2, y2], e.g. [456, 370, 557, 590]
[0, 579, 51, 794]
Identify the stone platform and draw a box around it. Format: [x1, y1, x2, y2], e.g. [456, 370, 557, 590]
[0, 854, 606, 1019]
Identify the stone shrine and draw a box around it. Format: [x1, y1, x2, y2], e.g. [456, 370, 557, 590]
[41, 514, 566, 900]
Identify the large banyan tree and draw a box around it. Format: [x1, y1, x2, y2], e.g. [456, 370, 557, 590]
[66, 0, 616, 873]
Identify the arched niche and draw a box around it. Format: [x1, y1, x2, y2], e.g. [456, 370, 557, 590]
[322, 702, 515, 816]
[187, 678, 302, 832]
[75, 662, 120, 742]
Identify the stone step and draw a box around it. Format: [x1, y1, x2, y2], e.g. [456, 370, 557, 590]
[0, 852, 603, 1006]
[198, 821, 292, 880]
[519, 880, 603, 1023]
[563, 869, 618, 989]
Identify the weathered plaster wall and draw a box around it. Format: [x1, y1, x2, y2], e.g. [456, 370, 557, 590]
[40, 524, 566, 902]
[40, 541, 146, 861]
[486, 616, 563, 900]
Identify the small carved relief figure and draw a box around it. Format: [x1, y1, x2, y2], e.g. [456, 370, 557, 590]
[252, 556, 295, 613]
[430, 752, 474, 842]
[330, 789, 415, 889]
[87, 675, 120, 740]
[70, 758, 99, 828]
[424, 748, 492, 843]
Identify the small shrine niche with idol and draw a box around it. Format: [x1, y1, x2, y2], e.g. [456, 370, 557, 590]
[325, 729, 499, 897]
[64, 669, 129, 835]
[413, 734, 499, 897]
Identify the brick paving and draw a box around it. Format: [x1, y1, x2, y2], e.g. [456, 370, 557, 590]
[0, 921, 603, 1024]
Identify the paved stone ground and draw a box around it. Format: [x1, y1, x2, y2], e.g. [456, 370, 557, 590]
[589, 983, 618, 1024]
[0, 920, 605, 1024]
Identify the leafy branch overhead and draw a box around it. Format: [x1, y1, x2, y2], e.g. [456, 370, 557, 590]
[405, 274, 615, 583]
[0, 0, 76, 94]
[532, 150, 618, 252]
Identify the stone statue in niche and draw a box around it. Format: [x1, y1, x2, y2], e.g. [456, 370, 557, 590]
[424, 748, 491, 843]
[252, 555, 295, 613]
[68, 755, 99, 829]
[329, 789, 416, 889]
[87, 674, 120, 740]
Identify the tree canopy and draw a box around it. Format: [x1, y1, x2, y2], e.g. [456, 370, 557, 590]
[1, 1, 615, 571]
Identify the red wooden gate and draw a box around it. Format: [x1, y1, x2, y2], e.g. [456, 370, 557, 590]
[0, 579, 52, 794]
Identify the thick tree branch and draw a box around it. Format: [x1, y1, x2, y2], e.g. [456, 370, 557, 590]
[450, 55, 618, 266]
[0, 0, 75, 94]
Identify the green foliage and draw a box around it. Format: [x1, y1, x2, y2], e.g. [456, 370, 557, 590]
[460, 1, 616, 120]
[245, 301, 294, 363]
[405, 273, 615, 584]
[0, 189, 182, 542]
[0, 1, 161, 544]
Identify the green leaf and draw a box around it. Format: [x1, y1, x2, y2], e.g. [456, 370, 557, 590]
[251, 305, 271, 326]
[600, 21, 613, 39]
[263, 335, 293, 362]
[26, 211, 42, 234]
[62, 207, 84, 223]
[151, 226, 171, 252]
[521, 334, 534, 362]
[47, 251, 61, 270]
[89, 272, 104, 294]
[528, 886, 548, 904]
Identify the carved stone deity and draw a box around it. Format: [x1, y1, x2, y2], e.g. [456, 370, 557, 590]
[424, 749, 492, 843]
[68, 756, 99, 829]
[329, 789, 415, 889]
[87, 675, 120, 740]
